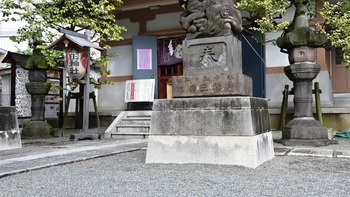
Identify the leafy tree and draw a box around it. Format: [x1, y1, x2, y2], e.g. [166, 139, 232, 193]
[0, 0, 126, 80]
[319, 0, 350, 67]
[234, 0, 350, 67]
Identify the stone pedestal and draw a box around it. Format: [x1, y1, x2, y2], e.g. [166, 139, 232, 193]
[146, 97, 275, 168]
[0, 107, 22, 150]
[146, 34, 274, 168]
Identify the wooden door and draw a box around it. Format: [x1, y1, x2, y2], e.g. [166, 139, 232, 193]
[332, 48, 350, 93]
[132, 36, 158, 98]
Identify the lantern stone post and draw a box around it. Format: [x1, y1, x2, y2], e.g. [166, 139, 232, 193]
[277, 1, 336, 146]
[21, 45, 52, 138]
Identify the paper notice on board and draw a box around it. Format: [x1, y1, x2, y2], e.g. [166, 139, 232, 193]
[137, 49, 152, 70]
[125, 79, 155, 102]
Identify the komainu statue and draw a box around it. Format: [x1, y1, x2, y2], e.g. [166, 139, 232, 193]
[178, 0, 243, 39]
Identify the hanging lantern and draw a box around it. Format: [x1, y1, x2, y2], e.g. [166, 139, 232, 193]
[63, 44, 87, 81]
[48, 29, 104, 82]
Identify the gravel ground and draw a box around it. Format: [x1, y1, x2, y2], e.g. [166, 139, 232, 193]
[0, 149, 349, 197]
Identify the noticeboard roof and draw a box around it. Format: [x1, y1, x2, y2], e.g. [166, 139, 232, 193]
[48, 29, 104, 51]
[1, 51, 30, 67]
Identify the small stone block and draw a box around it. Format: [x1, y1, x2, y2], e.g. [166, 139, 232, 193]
[70, 134, 101, 141]
[0, 107, 22, 150]
[288, 147, 334, 158]
[0, 129, 22, 151]
[274, 148, 291, 156]
[335, 150, 350, 158]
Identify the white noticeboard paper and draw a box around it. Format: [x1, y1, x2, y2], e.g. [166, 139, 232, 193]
[137, 49, 152, 70]
[125, 79, 155, 102]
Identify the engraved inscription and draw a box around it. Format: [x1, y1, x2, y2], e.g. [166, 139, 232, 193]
[200, 84, 209, 92]
[212, 83, 222, 93]
[187, 43, 227, 71]
[227, 81, 234, 91]
[189, 85, 197, 93]
[203, 75, 211, 82]
[200, 46, 223, 68]
[173, 86, 184, 93]
[227, 74, 234, 80]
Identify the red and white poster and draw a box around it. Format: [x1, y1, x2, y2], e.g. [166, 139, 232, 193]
[125, 79, 155, 102]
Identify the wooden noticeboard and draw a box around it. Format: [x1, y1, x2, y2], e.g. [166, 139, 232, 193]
[124, 79, 155, 103]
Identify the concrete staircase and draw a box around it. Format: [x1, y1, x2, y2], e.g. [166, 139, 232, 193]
[105, 111, 152, 139]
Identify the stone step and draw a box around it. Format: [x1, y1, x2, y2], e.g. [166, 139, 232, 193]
[122, 121, 151, 124]
[116, 124, 150, 133]
[111, 132, 149, 139]
[126, 115, 152, 120]
[126, 115, 151, 119]
[122, 117, 151, 121]
[125, 111, 152, 117]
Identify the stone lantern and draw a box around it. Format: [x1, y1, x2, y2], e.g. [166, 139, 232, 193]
[21, 42, 52, 138]
[276, 1, 335, 146]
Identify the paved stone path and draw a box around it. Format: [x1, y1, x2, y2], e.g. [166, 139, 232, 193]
[1, 137, 350, 179]
[0, 138, 147, 178]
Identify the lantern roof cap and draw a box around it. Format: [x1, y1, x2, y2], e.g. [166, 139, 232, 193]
[1, 51, 30, 67]
[48, 29, 104, 51]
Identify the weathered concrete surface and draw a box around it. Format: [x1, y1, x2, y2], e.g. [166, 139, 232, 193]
[182, 35, 242, 75]
[150, 97, 270, 136]
[172, 35, 252, 98]
[0, 107, 22, 150]
[146, 97, 274, 168]
[172, 73, 252, 97]
[282, 118, 329, 139]
[146, 132, 275, 168]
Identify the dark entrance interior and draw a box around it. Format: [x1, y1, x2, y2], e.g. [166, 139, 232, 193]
[157, 37, 184, 99]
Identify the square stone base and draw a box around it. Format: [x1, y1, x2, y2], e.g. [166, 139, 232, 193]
[281, 118, 337, 146]
[150, 97, 270, 136]
[146, 133, 275, 168]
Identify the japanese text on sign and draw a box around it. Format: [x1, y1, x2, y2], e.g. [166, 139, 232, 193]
[125, 79, 155, 102]
[137, 49, 152, 70]
[64, 49, 87, 80]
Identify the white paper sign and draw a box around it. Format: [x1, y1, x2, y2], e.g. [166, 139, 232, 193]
[137, 49, 152, 70]
[125, 79, 155, 102]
